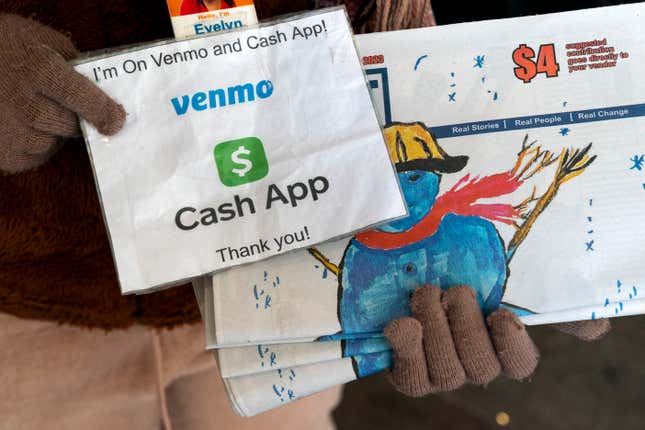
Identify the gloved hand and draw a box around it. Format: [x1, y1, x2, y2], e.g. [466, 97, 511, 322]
[0, 14, 126, 173]
[384, 285, 610, 397]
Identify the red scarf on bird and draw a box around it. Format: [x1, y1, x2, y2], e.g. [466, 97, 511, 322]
[356, 172, 523, 250]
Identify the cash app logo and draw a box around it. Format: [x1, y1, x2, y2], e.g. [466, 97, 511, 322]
[214, 137, 269, 187]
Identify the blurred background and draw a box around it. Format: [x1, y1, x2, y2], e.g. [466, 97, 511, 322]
[431, 0, 641, 25]
[335, 315, 645, 429]
[333, 1, 645, 428]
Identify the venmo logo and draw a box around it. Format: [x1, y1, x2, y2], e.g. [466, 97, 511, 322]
[214, 137, 269, 187]
[170, 80, 273, 116]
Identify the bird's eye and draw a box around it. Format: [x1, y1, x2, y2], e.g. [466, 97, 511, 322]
[404, 263, 417, 274]
[409, 173, 421, 182]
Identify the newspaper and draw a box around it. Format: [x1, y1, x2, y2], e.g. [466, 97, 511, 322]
[223, 352, 390, 416]
[204, 2, 645, 416]
[204, 3, 645, 346]
[217, 338, 390, 378]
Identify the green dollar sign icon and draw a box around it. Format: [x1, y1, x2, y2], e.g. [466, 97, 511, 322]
[214, 137, 269, 187]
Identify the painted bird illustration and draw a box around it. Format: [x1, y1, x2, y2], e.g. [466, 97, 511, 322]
[309, 122, 596, 354]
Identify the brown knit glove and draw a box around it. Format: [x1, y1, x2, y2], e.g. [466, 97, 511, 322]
[0, 14, 126, 174]
[384, 285, 610, 397]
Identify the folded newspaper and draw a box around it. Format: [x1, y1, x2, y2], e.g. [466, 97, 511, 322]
[197, 2, 645, 416]
[194, 277, 392, 416]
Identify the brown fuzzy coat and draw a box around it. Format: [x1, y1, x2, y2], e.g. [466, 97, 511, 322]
[0, 0, 309, 329]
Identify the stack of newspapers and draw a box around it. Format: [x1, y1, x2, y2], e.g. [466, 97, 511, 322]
[73, 2, 645, 418]
[193, 3, 645, 416]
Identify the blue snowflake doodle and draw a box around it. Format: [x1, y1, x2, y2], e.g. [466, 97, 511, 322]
[314, 264, 329, 279]
[272, 369, 297, 403]
[593, 280, 640, 319]
[473, 55, 485, 68]
[585, 199, 595, 252]
[278, 369, 296, 381]
[272, 384, 285, 402]
[559, 127, 571, 136]
[485, 90, 498, 101]
[482, 76, 498, 100]
[629, 154, 644, 170]
[258, 345, 267, 359]
[253, 271, 281, 309]
[257, 345, 277, 368]
[448, 72, 457, 102]
[414, 54, 429, 71]
[252, 284, 270, 310]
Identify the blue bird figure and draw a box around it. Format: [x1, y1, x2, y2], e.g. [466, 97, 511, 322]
[309, 122, 596, 376]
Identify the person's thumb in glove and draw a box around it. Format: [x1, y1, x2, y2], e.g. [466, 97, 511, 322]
[0, 14, 126, 174]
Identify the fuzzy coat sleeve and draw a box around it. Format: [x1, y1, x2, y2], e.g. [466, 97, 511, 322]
[0, 0, 316, 329]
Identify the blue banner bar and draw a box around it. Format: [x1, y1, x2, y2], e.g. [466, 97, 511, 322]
[430, 103, 645, 139]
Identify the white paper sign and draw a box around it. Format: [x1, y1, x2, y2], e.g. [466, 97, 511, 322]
[75, 9, 406, 294]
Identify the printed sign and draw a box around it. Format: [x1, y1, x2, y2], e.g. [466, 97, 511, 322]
[75, 9, 406, 294]
[213, 137, 270, 186]
[166, 0, 258, 39]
